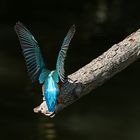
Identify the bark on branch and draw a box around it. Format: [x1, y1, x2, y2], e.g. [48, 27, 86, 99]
[34, 29, 140, 117]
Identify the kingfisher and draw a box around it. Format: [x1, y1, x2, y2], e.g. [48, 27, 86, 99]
[15, 22, 75, 113]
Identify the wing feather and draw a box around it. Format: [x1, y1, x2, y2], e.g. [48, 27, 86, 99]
[56, 25, 75, 82]
[15, 22, 50, 83]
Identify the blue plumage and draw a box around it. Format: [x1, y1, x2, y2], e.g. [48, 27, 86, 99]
[44, 71, 59, 112]
[15, 22, 75, 112]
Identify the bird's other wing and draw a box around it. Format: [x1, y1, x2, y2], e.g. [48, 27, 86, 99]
[15, 21, 50, 84]
[55, 25, 75, 83]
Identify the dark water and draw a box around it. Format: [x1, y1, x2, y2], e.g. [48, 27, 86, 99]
[1, 0, 140, 140]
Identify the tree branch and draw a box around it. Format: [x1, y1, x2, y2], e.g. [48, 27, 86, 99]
[34, 29, 140, 117]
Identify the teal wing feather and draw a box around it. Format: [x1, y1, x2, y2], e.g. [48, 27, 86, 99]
[56, 25, 76, 82]
[15, 22, 50, 83]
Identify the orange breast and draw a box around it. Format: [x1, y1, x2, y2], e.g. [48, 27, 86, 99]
[57, 80, 62, 91]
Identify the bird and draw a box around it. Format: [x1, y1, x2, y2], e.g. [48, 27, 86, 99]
[15, 22, 75, 113]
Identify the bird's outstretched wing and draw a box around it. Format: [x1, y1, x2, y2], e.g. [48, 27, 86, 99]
[15, 22, 50, 83]
[55, 25, 75, 82]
